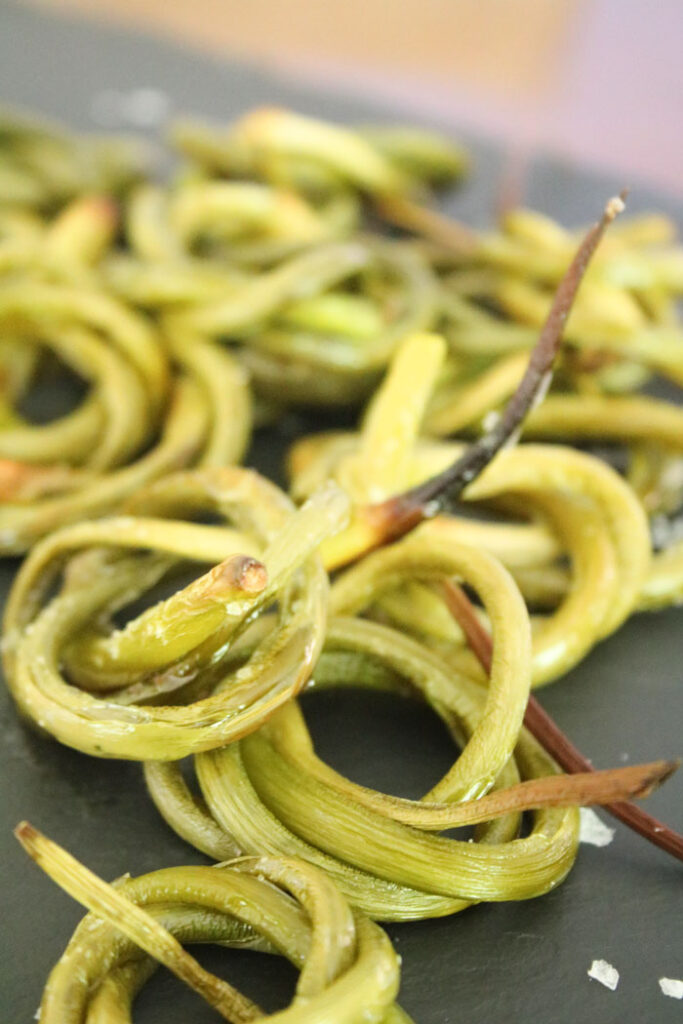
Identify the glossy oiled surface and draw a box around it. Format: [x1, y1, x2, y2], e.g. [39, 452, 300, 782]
[0, 6, 681, 1023]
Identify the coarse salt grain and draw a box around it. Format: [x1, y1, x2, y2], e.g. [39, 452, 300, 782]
[579, 808, 615, 848]
[587, 959, 619, 990]
[659, 978, 683, 1000]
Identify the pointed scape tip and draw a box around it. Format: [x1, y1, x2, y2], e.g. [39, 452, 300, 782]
[641, 758, 680, 796]
[606, 191, 627, 220]
[14, 819, 39, 849]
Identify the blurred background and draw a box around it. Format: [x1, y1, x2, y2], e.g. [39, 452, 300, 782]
[18, 0, 683, 195]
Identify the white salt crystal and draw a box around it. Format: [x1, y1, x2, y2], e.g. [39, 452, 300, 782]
[587, 959, 619, 990]
[579, 807, 615, 848]
[659, 978, 683, 1000]
[123, 88, 171, 128]
[90, 87, 170, 128]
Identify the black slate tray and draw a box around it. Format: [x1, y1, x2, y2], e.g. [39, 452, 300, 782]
[1, 6, 681, 1023]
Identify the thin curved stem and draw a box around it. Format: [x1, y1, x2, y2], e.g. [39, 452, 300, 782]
[440, 578, 683, 863]
[365, 193, 628, 546]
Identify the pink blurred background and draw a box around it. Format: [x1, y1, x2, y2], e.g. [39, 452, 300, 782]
[26, 0, 683, 195]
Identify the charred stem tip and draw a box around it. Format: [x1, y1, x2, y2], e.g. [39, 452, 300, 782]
[607, 189, 629, 218]
[440, 580, 683, 863]
[582, 759, 680, 803]
[638, 758, 681, 796]
[232, 555, 269, 594]
[367, 191, 626, 541]
[208, 555, 268, 597]
[14, 819, 38, 848]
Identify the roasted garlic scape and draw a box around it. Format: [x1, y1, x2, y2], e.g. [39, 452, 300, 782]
[3, 468, 348, 759]
[16, 824, 412, 1024]
[0, 200, 251, 553]
[146, 536, 676, 920]
[3, 109, 682, 1024]
[2, 190, 615, 760]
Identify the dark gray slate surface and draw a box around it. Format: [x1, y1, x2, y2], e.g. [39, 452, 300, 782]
[0, 5, 681, 1022]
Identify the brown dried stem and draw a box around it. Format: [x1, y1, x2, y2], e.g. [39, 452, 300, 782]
[440, 578, 683, 862]
[376, 192, 479, 253]
[436, 759, 678, 827]
[368, 193, 627, 546]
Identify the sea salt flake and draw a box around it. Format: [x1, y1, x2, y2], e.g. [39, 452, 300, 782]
[659, 978, 683, 999]
[587, 959, 619, 990]
[90, 87, 171, 129]
[123, 88, 171, 128]
[579, 807, 615, 847]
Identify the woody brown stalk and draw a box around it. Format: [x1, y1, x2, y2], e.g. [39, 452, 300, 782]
[367, 193, 628, 547]
[441, 579, 683, 863]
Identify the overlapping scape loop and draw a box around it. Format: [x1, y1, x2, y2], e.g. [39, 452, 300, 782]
[288, 330, 679, 674]
[16, 825, 412, 1024]
[146, 538, 583, 920]
[3, 467, 348, 759]
[108, 108, 468, 411]
[0, 108, 146, 208]
[3, 104, 683, 1018]
[0, 114, 253, 554]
